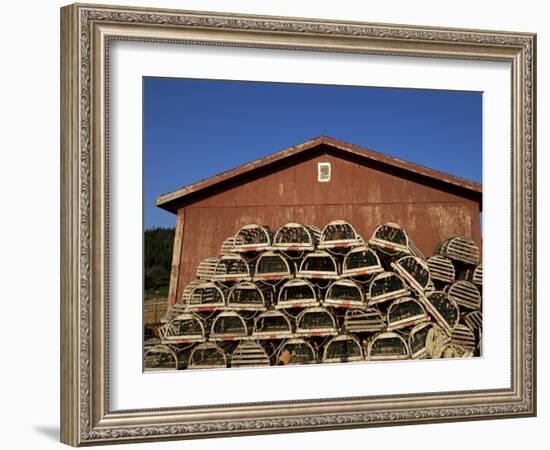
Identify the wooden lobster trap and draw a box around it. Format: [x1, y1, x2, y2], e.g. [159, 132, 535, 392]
[253, 251, 293, 282]
[276, 338, 317, 365]
[445, 280, 481, 311]
[186, 281, 226, 312]
[421, 291, 460, 334]
[450, 323, 477, 351]
[276, 278, 319, 309]
[322, 335, 364, 363]
[342, 246, 383, 280]
[188, 342, 227, 369]
[297, 251, 339, 281]
[391, 255, 431, 295]
[408, 322, 450, 359]
[273, 222, 320, 252]
[233, 224, 274, 253]
[227, 281, 272, 311]
[219, 236, 237, 256]
[252, 310, 294, 340]
[367, 332, 410, 361]
[368, 222, 411, 255]
[343, 308, 386, 334]
[323, 279, 365, 309]
[295, 307, 338, 337]
[459, 263, 483, 290]
[230, 341, 270, 368]
[210, 311, 250, 341]
[368, 271, 409, 305]
[162, 302, 187, 324]
[144, 344, 179, 371]
[196, 258, 219, 280]
[427, 255, 456, 285]
[318, 220, 363, 253]
[160, 313, 206, 345]
[435, 236, 480, 266]
[213, 254, 253, 282]
[386, 297, 429, 331]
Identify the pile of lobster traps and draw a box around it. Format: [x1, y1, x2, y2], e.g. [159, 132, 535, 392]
[145, 221, 483, 371]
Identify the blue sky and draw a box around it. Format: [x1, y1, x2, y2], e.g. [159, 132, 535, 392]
[143, 77, 482, 229]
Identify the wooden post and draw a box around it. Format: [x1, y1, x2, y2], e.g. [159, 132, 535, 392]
[167, 209, 185, 306]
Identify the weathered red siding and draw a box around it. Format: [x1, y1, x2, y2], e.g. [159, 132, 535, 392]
[170, 152, 481, 304]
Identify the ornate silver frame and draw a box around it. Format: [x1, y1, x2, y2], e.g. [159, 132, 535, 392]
[60, 3, 536, 446]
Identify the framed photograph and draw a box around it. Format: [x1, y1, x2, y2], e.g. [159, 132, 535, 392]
[60, 3, 536, 446]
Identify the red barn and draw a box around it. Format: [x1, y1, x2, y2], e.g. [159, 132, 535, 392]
[156, 136, 482, 306]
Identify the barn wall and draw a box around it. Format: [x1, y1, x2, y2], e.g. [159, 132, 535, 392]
[169, 152, 481, 303]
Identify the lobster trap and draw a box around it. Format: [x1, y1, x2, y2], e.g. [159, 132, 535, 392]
[427, 255, 456, 285]
[213, 254, 252, 282]
[220, 236, 237, 256]
[322, 335, 364, 363]
[422, 291, 460, 333]
[445, 280, 481, 311]
[277, 338, 317, 365]
[435, 236, 480, 266]
[162, 302, 187, 324]
[252, 310, 294, 340]
[227, 281, 272, 311]
[386, 297, 429, 331]
[196, 258, 219, 280]
[408, 322, 449, 359]
[343, 308, 386, 334]
[144, 344, 179, 371]
[297, 251, 339, 280]
[233, 224, 274, 253]
[273, 223, 320, 252]
[230, 341, 270, 367]
[391, 255, 431, 295]
[342, 246, 383, 280]
[369, 222, 410, 255]
[253, 251, 293, 282]
[160, 313, 206, 344]
[368, 272, 409, 305]
[276, 278, 319, 309]
[210, 311, 249, 341]
[188, 343, 227, 369]
[367, 332, 410, 361]
[323, 279, 365, 309]
[459, 263, 483, 289]
[318, 220, 363, 253]
[463, 310, 483, 335]
[186, 282, 226, 311]
[451, 323, 477, 351]
[295, 307, 338, 337]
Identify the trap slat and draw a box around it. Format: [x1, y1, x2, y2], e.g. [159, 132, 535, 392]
[391, 255, 431, 295]
[210, 311, 249, 341]
[368, 272, 409, 305]
[435, 237, 480, 266]
[213, 254, 253, 282]
[253, 251, 293, 282]
[187, 282, 226, 311]
[252, 310, 294, 340]
[451, 324, 476, 350]
[323, 279, 365, 309]
[277, 338, 317, 365]
[144, 345, 179, 371]
[322, 335, 364, 363]
[344, 308, 386, 334]
[386, 297, 429, 331]
[219, 236, 237, 256]
[276, 278, 319, 309]
[162, 302, 187, 323]
[463, 310, 483, 334]
[297, 251, 340, 280]
[230, 341, 270, 367]
[273, 223, 320, 251]
[369, 222, 410, 255]
[427, 255, 456, 284]
[196, 258, 219, 280]
[367, 332, 410, 361]
[295, 307, 338, 337]
[446, 280, 481, 310]
[318, 220, 362, 251]
[233, 224, 274, 253]
[188, 343, 227, 369]
[342, 246, 383, 278]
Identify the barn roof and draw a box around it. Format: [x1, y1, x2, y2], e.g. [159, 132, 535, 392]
[156, 136, 482, 213]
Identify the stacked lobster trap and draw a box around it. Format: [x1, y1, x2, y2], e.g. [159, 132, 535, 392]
[144, 220, 483, 371]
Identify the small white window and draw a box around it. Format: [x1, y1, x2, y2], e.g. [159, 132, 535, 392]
[317, 162, 331, 182]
